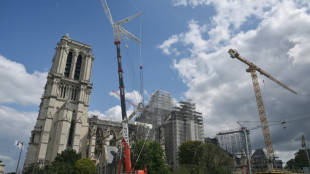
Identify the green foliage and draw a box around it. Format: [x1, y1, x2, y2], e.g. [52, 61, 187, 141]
[177, 141, 234, 174]
[204, 142, 234, 171]
[178, 141, 206, 166]
[25, 152, 97, 174]
[285, 148, 310, 170]
[174, 164, 208, 174]
[23, 163, 45, 174]
[74, 158, 97, 174]
[52, 149, 81, 165]
[131, 140, 170, 174]
[51, 149, 81, 174]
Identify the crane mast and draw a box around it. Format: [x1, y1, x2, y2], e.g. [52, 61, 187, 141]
[228, 49, 297, 170]
[248, 67, 274, 161]
[100, 0, 142, 173]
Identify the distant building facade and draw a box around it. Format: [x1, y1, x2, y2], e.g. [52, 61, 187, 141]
[217, 128, 251, 156]
[164, 100, 204, 168]
[24, 34, 94, 168]
[204, 137, 219, 146]
[135, 92, 205, 169]
[0, 160, 4, 174]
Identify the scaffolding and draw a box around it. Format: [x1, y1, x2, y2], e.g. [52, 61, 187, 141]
[135, 92, 204, 168]
[135, 90, 174, 142]
[164, 100, 204, 168]
[216, 128, 251, 157]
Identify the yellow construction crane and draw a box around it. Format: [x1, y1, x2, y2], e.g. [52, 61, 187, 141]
[228, 49, 297, 170]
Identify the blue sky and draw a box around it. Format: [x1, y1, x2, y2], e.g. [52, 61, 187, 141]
[1, 0, 310, 172]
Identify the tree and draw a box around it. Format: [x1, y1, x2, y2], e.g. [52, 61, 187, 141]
[178, 141, 206, 166]
[204, 142, 234, 171]
[74, 158, 97, 174]
[51, 149, 81, 174]
[131, 140, 170, 174]
[177, 141, 234, 174]
[23, 163, 45, 174]
[285, 149, 310, 171]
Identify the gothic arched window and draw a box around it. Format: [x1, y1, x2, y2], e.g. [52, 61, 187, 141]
[64, 52, 73, 78]
[74, 55, 82, 80]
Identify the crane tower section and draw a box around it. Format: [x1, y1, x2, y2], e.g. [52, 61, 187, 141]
[247, 66, 274, 160]
[228, 49, 297, 165]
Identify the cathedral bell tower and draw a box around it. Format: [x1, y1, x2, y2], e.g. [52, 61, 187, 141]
[24, 34, 94, 168]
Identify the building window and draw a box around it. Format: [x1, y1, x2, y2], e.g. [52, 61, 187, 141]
[31, 133, 35, 143]
[64, 52, 73, 78]
[63, 86, 67, 98]
[74, 55, 82, 80]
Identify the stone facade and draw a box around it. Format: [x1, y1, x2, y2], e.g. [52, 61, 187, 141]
[88, 116, 140, 174]
[23, 34, 94, 168]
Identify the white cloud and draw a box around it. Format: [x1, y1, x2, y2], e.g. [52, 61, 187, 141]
[0, 55, 47, 106]
[0, 106, 37, 140]
[109, 89, 142, 108]
[0, 106, 37, 172]
[172, 0, 209, 7]
[104, 105, 123, 121]
[157, 35, 180, 55]
[170, 0, 281, 51]
[161, 0, 310, 162]
[89, 105, 135, 121]
[0, 154, 15, 171]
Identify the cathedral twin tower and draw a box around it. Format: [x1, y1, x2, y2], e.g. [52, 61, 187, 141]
[24, 34, 94, 168]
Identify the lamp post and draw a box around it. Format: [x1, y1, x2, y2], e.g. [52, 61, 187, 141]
[15, 141, 23, 174]
[243, 128, 252, 174]
[302, 135, 310, 168]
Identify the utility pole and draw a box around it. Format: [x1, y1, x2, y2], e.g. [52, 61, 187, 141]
[15, 141, 23, 174]
[302, 135, 310, 168]
[243, 128, 251, 174]
[237, 122, 252, 174]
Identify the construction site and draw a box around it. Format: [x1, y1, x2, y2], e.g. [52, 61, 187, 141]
[2, 0, 309, 174]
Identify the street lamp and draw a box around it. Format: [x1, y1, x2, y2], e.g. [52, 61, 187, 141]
[16, 141, 23, 174]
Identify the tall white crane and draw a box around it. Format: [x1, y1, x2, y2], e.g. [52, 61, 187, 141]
[100, 0, 142, 173]
[228, 49, 297, 170]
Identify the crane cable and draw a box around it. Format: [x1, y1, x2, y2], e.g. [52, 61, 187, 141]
[129, 0, 144, 107]
[239, 114, 310, 130]
[131, 127, 150, 172]
[123, 40, 140, 105]
[120, 0, 143, 107]
[139, 15, 144, 107]
[120, 2, 149, 169]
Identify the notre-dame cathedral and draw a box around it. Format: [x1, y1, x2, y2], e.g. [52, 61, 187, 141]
[24, 34, 94, 168]
[23, 34, 142, 173]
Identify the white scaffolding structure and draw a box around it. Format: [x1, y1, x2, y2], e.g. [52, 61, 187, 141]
[216, 128, 251, 156]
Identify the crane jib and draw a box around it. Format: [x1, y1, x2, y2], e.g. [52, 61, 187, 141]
[228, 48, 297, 94]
